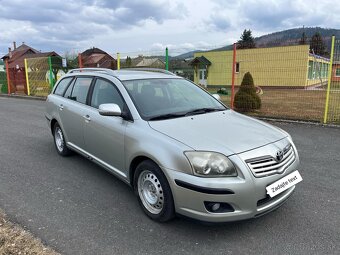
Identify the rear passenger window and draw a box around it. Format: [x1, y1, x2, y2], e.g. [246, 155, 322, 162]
[91, 79, 124, 109]
[54, 77, 72, 96]
[70, 77, 92, 104]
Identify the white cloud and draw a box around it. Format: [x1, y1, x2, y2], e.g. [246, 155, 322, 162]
[0, 0, 338, 56]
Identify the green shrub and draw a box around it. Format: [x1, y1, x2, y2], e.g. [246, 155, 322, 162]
[234, 72, 261, 111]
[217, 87, 228, 95]
[0, 72, 8, 94]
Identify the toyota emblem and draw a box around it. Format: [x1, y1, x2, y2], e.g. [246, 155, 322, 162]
[276, 150, 284, 161]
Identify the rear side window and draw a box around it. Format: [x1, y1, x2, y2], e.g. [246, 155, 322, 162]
[54, 77, 72, 96]
[70, 77, 92, 104]
[90, 79, 124, 109]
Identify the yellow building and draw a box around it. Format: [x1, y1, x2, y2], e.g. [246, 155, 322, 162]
[192, 45, 330, 88]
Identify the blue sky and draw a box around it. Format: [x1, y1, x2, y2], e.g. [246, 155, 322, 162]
[0, 0, 339, 57]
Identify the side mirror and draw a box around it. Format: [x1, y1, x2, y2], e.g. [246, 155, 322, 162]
[212, 94, 221, 101]
[98, 103, 122, 116]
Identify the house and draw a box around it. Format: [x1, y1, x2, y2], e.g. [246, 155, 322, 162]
[169, 58, 194, 81]
[331, 50, 340, 82]
[1, 42, 59, 94]
[130, 55, 165, 69]
[80, 47, 116, 69]
[191, 45, 330, 88]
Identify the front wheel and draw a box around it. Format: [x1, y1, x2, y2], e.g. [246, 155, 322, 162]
[134, 160, 175, 222]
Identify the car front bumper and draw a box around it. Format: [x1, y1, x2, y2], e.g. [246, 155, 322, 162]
[162, 151, 299, 223]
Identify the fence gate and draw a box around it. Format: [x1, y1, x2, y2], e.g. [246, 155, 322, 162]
[25, 57, 51, 96]
[25, 56, 74, 97]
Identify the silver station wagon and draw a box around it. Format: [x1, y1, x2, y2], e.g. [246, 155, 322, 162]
[45, 68, 302, 222]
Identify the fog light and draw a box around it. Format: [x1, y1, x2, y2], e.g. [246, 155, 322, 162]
[204, 201, 234, 213]
[211, 203, 220, 211]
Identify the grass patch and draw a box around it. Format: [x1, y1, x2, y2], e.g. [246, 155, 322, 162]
[207, 87, 335, 122]
[0, 210, 59, 255]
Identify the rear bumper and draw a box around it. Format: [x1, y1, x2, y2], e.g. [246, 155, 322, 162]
[162, 153, 299, 223]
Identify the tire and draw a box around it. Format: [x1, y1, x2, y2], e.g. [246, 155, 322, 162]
[134, 160, 175, 222]
[53, 122, 72, 156]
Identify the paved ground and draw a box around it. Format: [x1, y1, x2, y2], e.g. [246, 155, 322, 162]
[0, 96, 339, 255]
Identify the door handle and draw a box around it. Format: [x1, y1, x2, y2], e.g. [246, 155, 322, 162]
[83, 115, 91, 122]
[59, 104, 64, 110]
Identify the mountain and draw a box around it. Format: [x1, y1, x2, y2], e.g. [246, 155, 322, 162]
[173, 50, 204, 60]
[255, 27, 340, 50]
[174, 27, 340, 59]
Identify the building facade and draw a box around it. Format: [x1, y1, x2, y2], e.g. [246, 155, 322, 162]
[192, 45, 330, 88]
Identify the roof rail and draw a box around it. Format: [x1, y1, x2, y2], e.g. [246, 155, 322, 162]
[121, 68, 176, 76]
[67, 68, 116, 75]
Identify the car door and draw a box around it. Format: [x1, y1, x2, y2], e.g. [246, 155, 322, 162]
[83, 78, 127, 177]
[59, 76, 93, 150]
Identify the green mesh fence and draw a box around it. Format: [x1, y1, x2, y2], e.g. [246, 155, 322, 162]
[325, 38, 340, 124]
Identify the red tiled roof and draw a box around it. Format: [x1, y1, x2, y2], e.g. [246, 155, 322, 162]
[1, 44, 39, 59]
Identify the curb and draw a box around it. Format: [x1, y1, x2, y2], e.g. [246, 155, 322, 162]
[0, 93, 46, 101]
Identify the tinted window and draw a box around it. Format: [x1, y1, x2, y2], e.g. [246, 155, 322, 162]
[91, 79, 124, 109]
[54, 77, 72, 96]
[70, 77, 92, 104]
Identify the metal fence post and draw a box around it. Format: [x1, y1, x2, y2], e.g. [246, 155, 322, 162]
[117, 53, 120, 70]
[78, 53, 83, 68]
[231, 43, 237, 109]
[5, 59, 11, 94]
[48, 56, 54, 89]
[323, 35, 335, 124]
[165, 47, 169, 71]
[24, 59, 30, 95]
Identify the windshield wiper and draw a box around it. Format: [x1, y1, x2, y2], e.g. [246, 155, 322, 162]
[148, 113, 186, 121]
[184, 107, 225, 116]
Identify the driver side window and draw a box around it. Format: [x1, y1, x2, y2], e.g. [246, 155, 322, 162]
[91, 79, 125, 110]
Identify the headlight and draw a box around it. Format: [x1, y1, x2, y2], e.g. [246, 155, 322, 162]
[184, 151, 237, 177]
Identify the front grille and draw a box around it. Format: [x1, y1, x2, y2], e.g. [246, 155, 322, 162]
[246, 144, 295, 178]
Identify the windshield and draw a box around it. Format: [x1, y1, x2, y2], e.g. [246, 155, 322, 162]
[122, 78, 227, 120]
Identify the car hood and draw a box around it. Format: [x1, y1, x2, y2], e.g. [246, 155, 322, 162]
[148, 110, 287, 156]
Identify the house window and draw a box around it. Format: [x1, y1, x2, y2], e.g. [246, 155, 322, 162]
[322, 63, 328, 78]
[336, 68, 340, 77]
[308, 60, 314, 80]
[235, 62, 240, 73]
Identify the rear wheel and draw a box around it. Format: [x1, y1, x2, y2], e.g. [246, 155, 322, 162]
[53, 122, 72, 156]
[134, 160, 175, 222]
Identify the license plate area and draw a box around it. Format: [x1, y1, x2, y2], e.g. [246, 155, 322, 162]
[266, 170, 302, 198]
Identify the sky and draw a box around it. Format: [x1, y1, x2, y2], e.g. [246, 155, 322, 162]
[0, 0, 339, 57]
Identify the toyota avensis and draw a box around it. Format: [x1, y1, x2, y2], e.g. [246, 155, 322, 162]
[45, 68, 302, 222]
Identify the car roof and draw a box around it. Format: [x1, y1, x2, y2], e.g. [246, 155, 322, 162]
[66, 68, 181, 81]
